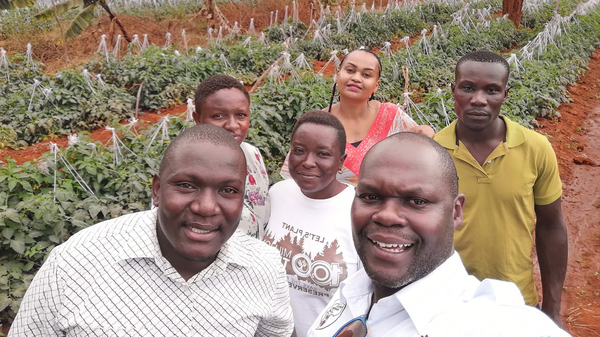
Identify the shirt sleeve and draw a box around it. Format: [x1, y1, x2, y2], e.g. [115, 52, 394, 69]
[9, 249, 64, 337]
[533, 137, 563, 205]
[255, 262, 294, 337]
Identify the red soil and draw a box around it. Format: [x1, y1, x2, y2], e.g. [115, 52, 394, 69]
[533, 49, 600, 337]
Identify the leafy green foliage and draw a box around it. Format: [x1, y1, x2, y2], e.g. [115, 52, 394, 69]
[0, 57, 134, 147]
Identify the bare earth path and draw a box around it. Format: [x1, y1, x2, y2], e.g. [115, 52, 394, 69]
[536, 49, 600, 337]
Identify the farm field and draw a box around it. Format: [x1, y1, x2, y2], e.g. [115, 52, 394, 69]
[1, 0, 600, 335]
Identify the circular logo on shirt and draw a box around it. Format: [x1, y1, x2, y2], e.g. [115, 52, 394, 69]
[316, 300, 346, 330]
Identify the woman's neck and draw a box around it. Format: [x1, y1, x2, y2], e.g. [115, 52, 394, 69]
[336, 98, 373, 120]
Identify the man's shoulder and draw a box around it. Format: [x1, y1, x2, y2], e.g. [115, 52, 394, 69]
[54, 210, 153, 256]
[228, 231, 283, 270]
[505, 117, 552, 148]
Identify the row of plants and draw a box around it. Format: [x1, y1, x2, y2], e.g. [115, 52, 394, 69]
[0, 57, 134, 148]
[0, 0, 502, 148]
[2, 0, 600, 324]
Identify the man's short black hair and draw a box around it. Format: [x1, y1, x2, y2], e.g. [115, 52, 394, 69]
[159, 124, 245, 175]
[363, 132, 459, 198]
[291, 110, 347, 155]
[455, 50, 510, 82]
[194, 75, 250, 114]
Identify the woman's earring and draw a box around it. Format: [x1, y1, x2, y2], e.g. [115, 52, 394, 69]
[338, 168, 343, 174]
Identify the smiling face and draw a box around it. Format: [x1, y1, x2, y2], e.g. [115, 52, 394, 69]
[288, 123, 347, 199]
[193, 88, 250, 144]
[452, 60, 509, 133]
[152, 141, 246, 277]
[352, 139, 464, 296]
[336, 50, 380, 102]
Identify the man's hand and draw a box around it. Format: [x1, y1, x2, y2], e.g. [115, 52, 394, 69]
[535, 198, 568, 329]
[408, 125, 435, 138]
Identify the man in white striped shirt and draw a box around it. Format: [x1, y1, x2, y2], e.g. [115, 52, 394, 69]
[9, 124, 294, 337]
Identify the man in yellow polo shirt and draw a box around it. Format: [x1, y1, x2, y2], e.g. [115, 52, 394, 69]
[433, 50, 568, 328]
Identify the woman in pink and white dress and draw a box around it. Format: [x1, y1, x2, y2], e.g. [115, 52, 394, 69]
[281, 49, 434, 185]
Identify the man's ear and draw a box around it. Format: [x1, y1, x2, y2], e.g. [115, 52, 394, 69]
[151, 174, 160, 208]
[450, 83, 456, 97]
[453, 193, 466, 230]
[339, 153, 347, 171]
[192, 108, 201, 125]
[503, 86, 510, 103]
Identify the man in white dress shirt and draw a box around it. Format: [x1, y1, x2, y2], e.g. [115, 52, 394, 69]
[307, 132, 569, 337]
[9, 125, 294, 337]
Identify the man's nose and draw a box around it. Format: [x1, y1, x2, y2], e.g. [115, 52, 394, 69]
[372, 199, 408, 227]
[190, 190, 220, 216]
[470, 90, 487, 106]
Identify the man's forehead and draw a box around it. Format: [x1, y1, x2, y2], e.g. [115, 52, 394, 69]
[360, 141, 438, 182]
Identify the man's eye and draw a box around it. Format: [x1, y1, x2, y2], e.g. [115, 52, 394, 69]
[221, 187, 238, 194]
[292, 148, 304, 155]
[178, 183, 194, 189]
[462, 86, 473, 91]
[318, 152, 331, 157]
[410, 199, 427, 206]
[359, 194, 380, 201]
[211, 114, 224, 119]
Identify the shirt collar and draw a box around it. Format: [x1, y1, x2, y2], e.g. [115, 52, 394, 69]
[118, 210, 252, 269]
[393, 252, 472, 335]
[435, 116, 526, 149]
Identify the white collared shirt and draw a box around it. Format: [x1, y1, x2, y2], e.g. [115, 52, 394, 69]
[307, 253, 570, 337]
[9, 210, 293, 337]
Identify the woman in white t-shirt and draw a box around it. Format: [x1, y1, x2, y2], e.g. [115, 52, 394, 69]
[263, 110, 361, 337]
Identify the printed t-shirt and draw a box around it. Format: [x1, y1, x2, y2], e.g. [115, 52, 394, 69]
[433, 117, 563, 305]
[263, 179, 361, 337]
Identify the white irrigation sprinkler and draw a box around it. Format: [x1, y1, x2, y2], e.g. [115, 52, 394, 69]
[181, 29, 188, 53]
[0, 47, 9, 82]
[267, 64, 282, 85]
[258, 32, 267, 44]
[112, 35, 122, 59]
[97, 35, 109, 62]
[184, 98, 195, 122]
[371, 1, 376, 12]
[380, 42, 393, 57]
[105, 126, 136, 165]
[293, 53, 311, 70]
[49, 142, 99, 201]
[361, 3, 368, 13]
[208, 27, 214, 41]
[507, 53, 525, 76]
[402, 92, 433, 128]
[435, 88, 450, 126]
[28, 79, 41, 111]
[145, 116, 170, 153]
[216, 26, 224, 44]
[401, 36, 415, 66]
[275, 10, 279, 24]
[196, 46, 203, 53]
[284, 6, 288, 22]
[68, 133, 79, 147]
[130, 34, 142, 54]
[219, 53, 232, 69]
[82, 69, 96, 93]
[141, 34, 149, 51]
[87, 143, 97, 157]
[249, 18, 256, 35]
[280, 51, 299, 82]
[174, 50, 181, 56]
[231, 21, 241, 36]
[164, 32, 172, 49]
[419, 28, 432, 55]
[126, 117, 139, 136]
[317, 50, 339, 76]
[25, 43, 35, 69]
[293, 1, 299, 22]
[242, 36, 252, 48]
[270, 11, 274, 27]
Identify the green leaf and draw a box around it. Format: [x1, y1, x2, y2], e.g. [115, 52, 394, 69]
[20, 180, 33, 192]
[64, 4, 96, 39]
[34, 0, 84, 20]
[0, 0, 36, 10]
[8, 179, 17, 192]
[0, 293, 11, 312]
[2, 228, 14, 240]
[3, 208, 20, 223]
[10, 239, 25, 254]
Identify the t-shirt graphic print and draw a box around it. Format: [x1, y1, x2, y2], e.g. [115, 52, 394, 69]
[263, 180, 360, 337]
